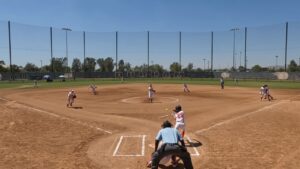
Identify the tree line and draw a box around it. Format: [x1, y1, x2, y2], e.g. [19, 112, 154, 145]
[0, 58, 300, 73]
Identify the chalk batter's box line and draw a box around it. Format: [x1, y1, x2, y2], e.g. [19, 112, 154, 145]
[113, 135, 146, 157]
[186, 136, 200, 156]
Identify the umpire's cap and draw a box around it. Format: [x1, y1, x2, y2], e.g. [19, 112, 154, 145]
[161, 120, 172, 128]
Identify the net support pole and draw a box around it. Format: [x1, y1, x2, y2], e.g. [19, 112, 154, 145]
[8, 21, 13, 80]
[284, 22, 288, 72]
[244, 27, 247, 71]
[211, 31, 214, 72]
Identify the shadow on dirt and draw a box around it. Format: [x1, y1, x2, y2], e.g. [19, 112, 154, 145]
[159, 163, 185, 169]
[186, 138, 202, 148]
[69, 106, 83, 109]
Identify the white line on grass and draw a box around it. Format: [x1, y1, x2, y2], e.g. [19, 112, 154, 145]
[0, 97, 112, 134]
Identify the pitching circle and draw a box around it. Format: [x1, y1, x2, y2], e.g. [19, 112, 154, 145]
[121, 96, 179, 103]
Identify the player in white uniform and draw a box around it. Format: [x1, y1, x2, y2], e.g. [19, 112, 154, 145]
[33, 80, 38, 88]
[260, 86, 265, 100]
[262, 85, 274, 101]
[89, 84, 97, 95]
[220, 77, 224, 89]
[172, 105, 185, 138]
[183, 83, 190, 93]
[148, 83, 156, 103]
[67, 90, 76, 107]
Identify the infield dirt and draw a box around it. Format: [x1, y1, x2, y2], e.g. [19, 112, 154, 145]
[1, 83, 300, 169]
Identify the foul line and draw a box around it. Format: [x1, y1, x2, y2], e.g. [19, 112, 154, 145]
[113, 135, 146, 157]
[186, 136, 200, 156]
[196, 100, 288, 134]
[0, 97, 112, 134]
[0, 97, 9, 102]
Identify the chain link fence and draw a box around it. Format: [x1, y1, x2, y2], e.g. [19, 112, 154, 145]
[1, 20, 300, 80]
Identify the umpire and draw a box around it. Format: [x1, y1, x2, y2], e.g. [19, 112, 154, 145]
[148, 120, 194, 169]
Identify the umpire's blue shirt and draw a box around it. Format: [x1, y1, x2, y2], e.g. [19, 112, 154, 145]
[156, 127, 183, 143]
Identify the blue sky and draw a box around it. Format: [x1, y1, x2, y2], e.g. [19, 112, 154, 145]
[1, 0, 300, 32]
[1, 0, 300, 70]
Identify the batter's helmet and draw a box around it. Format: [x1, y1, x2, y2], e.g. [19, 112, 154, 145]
[174, 105, 182, 113]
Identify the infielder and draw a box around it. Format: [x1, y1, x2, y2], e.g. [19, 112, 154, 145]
[220, 77, 224, 89]
[183, 83, 190, 93]
[89, 84, 97, 95]
[33, 80, 38, 88]
[148, 83, 156, 103]
[261, 84, 274, 101]
[260, 86, 265, 100]
[172, 105, 185, 138]
[67, 90, 77, 107]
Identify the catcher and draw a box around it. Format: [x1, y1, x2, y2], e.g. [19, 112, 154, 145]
[147, 120, 193, 169]
[67, 90, 77, 107]
[148, 83, 156, 103]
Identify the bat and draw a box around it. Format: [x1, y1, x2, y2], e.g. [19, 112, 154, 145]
[159, 115, 169, 119]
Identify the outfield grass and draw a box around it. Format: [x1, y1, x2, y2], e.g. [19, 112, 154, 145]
[0, 78, 299, 89]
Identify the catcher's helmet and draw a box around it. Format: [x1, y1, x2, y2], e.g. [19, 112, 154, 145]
[174, 105, 182, 112]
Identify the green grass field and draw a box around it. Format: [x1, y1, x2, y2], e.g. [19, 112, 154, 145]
[0, 78, 299, 89]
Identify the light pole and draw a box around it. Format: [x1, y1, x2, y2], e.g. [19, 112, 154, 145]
[203, 58, 206, 71]
[207, 60, 210, 70]
[40, 60, 43, 72]
[62, 27, 72, 72]
[275, 55, 279, 70]
[239, 51, 242, 68]
[230, 28, 239, 71]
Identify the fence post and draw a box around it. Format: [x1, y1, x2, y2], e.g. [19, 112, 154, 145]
[284, 22, 288, 72]
[244, 27, 247, 71]
[50, 27, 53, 73]
[83, 31, 86, 71]
[147, 31, 150, 77]
[211, 31, 214, 72]
[115, 31, 118, 78]
[179, 31, 182, 72]
[8, 21, 13, 80]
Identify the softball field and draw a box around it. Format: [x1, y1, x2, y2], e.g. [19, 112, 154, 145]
[1, 83, 300, 169]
